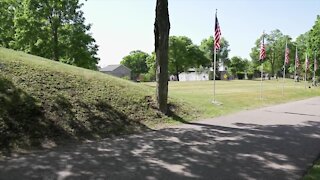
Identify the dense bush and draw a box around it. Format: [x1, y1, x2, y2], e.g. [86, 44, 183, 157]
[237, 72, 245, 80]
[247, 73, 254, 80]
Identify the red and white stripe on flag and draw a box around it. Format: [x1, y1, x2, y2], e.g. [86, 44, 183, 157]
[214, 15, 221, 50]
[306, 55, 309, 71]
[295, 48, 299, 68]
[259, 36, 266, 61]
[285, 46, 289, 64]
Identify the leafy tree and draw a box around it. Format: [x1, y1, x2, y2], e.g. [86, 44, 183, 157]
[120, 50, 150, 80]
[200, 36, 230, 65]
[307, 15, 320, 76]
[168, 36, 207, 80]
[229, 56, 249, 77]
[200, 36, 230, 79]
[0, 0, 16, 48]
[3, 0, 99, 69]
[154, 0, 170, 114]
[145, 52, 156, 81]
[250, 30, 294, 78]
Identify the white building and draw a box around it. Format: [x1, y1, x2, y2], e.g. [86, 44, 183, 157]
[178, 68, 209, 81]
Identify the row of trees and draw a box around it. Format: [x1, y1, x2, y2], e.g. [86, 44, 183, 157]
[0, 0, 99, 69]
[250, 16, 320, 78]
[123, 16, 320, 84]
[121, 36, 231, 81]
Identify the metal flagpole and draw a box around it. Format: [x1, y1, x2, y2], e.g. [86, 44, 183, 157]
[212, 9, 221, 105]
[260, 63, 263, 100]
[305, 54, 308, 89]
[213, 44, 217, 103]
[294, 46, 297, 87]
[314, 51, 316, 86]
[282, 40, 287, 96]
[259, 31, 265, 100]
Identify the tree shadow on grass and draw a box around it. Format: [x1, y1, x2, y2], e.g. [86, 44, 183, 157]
[1, 115, 320, 179]
[0, 77, 147, 156]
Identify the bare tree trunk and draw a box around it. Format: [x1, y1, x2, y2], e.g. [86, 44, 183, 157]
[52, 25, 59, 61]
[154, 0, 170, 114]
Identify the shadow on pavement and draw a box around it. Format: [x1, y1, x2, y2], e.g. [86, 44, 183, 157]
[1, 119, 320, 179]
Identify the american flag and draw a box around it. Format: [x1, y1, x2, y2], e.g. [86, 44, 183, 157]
[285, 42, 289, 64]
[295, 47, 299, 68]
[214, 13, 221, 50]
[306, 54, 309, 72]
[259, 35, 266, 61]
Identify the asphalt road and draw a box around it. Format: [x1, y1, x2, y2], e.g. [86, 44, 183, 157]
[1, 97, 320, 180]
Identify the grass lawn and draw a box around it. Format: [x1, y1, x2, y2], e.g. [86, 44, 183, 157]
[144, 79, 320, 119]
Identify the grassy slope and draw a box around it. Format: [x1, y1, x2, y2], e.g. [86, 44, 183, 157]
[0, 48, 196, 154]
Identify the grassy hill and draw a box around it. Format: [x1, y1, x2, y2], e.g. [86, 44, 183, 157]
[0, 48, 196, 155]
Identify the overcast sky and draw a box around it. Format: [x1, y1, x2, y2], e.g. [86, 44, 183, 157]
[81, 0, 320, 67]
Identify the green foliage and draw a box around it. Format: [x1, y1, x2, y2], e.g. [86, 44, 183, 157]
[0, 0, 99, 70]
[250, 30, 295, 77]
[168, 36, 208, 80]
[0, 0, 16, 48]
[247, 73, 254, 80]
[120, 50, 150, 80]
[229, 56, 249, 77]
[236, 72, 245, 79]
[200, 36, 230, 66]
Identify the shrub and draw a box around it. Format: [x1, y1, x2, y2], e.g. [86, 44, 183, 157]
[237, 72, 245, 80]
[247, 73, 254, 80]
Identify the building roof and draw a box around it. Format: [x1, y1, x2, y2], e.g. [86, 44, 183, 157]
[100, 64, 131, 72]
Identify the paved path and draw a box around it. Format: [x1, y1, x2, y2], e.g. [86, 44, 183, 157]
[1, 97, 320, 180]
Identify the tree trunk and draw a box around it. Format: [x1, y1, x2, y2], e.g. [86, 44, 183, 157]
[271, 50, 275, 77]
[52, 25, 59, 61]
[154, 0, 170, 114]
[175, 63, 179, 81]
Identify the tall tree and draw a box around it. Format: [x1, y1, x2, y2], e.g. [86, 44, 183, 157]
[0, 0, 16, 48]
[308, 15, 320, 76]
[8, 0, 99, 69]
[200, 36, 230, 78]
[250, 30, 294, 78]
[229, 56, 249, 77]
[168, 36, 208, 80]
[154, 0, 170, 114]
[120, 50, 150, 80]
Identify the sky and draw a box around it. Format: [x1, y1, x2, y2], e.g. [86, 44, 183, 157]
[81, 0, 320, 68]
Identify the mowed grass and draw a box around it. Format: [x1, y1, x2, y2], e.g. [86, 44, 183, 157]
[144, 79, 320, 119]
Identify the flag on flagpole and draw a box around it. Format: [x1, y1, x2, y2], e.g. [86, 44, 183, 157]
[295, 47, 299, 68]
[259, 35, 266, 61]
[214, 13, 221, 50]
[306, 54, 309, 72]
[285, 42, 289, 64]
